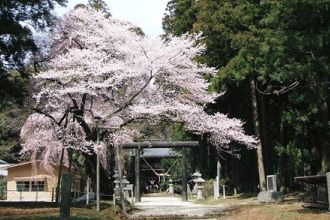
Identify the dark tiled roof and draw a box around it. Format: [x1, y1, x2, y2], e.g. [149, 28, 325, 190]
[0, 159, 8, 164]
[141, 148, 181, 158]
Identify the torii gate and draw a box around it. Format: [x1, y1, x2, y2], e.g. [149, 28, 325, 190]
[122, 141, 199, 202]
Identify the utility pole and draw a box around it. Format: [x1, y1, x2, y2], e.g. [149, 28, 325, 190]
[95, 116, 101, 212]
[96, 125, 100, 211]
[182, 147, 188, 201]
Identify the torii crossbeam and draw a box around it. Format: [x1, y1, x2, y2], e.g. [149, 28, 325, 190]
[121, 141, 199, 202]
[122, 141, 199, 149]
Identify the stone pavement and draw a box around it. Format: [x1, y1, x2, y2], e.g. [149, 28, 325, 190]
[127, 196, 229, 220]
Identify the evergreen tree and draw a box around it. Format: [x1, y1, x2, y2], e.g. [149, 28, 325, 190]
[87, 0, 111, 16]
[0, 0, 67, 104]
[0, 0, 67, 163]
[162, 0, 197, 36]
[162, 0, 330, 192]
[164, 0, 268, 191]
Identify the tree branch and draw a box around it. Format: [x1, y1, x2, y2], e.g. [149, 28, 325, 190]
[120, 116, 147, 128]
[70, 97, 93, 138]
[32, 107, 62, 126]
[108, 71, 154, 117]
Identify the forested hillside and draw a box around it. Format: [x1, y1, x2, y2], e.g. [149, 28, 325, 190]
[163, 0, 330, 192]
[0, 0, 329, 195]
[0, 0, 67, 162]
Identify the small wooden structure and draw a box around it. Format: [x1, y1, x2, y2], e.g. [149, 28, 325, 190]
[294, 174, 329, 211]
[140, 148, 181, 192]
[122, 141, 199, 202]
[6, 160, 81, 202]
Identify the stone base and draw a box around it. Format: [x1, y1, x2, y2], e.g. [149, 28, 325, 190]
[258, 191, 284, 203]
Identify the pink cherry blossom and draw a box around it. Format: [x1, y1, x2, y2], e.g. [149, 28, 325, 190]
[21, 8, 257, 167]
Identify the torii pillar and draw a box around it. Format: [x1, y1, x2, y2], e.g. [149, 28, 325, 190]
[122, 141, 199, 202]
[135, 148, 141, 202]
[181, 146, 188, 201]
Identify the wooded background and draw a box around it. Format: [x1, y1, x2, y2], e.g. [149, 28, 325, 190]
[1, 0, 329, 194]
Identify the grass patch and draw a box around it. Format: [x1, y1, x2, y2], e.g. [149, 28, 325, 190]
[194, 193, 330, 220]
[0, 201, 123, 220]
[225, 202, 330, 220]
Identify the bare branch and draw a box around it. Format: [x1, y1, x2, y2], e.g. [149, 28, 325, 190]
[32, 107, 62, 126]
[256, 81, 299, 96]
[108, 71, 154, 117]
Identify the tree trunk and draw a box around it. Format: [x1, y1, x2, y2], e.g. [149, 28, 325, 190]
[56, 148, 65, 203]
[84, 153, 112, 195]
[260, 95, 273, 175]
[191, 144, 199, 173]
[319, 101, 330, 173]
[278, 95, 288, 193]
[198, 135, 208, 175]
[56, 113, 69, 203]
[250, 75, 266, 191]
[310, 129, 321, 174]
[115, 145, 126, 215]
[279, 122, 288, 193]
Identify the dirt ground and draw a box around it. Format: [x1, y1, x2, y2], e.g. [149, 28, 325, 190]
[218, 202, 330, 220]
[128, 194, 330, 220]
[0, 194, 329, 220]
[210, 194, 330, 220]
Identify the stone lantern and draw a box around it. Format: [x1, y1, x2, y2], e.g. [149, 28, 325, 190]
[194, 175, 205, 200]
[192, 171, 202, 179]
[192, 171, 202, 194]
[113, 170, 120, 196]
[122, 175, 130, 200]
[168, 178, 174, 195]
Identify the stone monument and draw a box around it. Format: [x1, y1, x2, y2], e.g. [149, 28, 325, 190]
[258, 174, 284, 203]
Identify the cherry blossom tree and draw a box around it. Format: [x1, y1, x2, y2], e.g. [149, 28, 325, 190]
[21, 8, 256, 192]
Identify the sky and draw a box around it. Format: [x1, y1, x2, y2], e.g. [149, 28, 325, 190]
[56, 0, 170, 36]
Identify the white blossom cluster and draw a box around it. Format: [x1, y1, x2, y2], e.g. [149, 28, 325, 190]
[21, 8, 257, 166]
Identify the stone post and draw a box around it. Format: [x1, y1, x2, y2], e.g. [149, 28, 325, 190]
[86, 177, 90, 205]
[168, 178, 174, 195]
[326, 172, 330, 211]
[122, 175, 130, 200]
[113, 170, 120, 206]
[214, 180, 219, 199]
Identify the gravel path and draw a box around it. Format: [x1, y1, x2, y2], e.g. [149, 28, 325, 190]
[127, 196, 229, 220]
